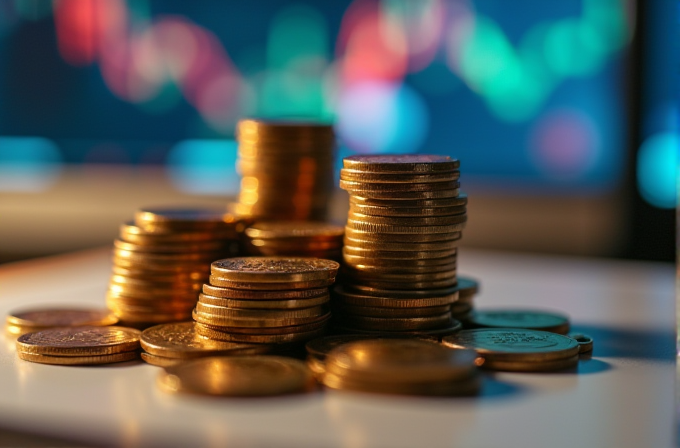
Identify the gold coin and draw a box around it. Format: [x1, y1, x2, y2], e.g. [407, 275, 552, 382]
[109, 309, 190, 324]
[113, 248, 224, 264]
[335, 320, 462, 338]
[340, 169, 459, 183]
[334, 304, 451, 318]
[346, 278, 458, 290]
[343, 254, 456, 268]
[112, 258, 212, 273]
[119, 221, 238, 246]
[307, 356, 326, 378]
[202, 284, 328, 300]
[135, 207, 241, 232]
[322, 371, 481, 396]
[6, 307, 118, 330]
[343, 236, 460, 252]
[141, 352, 187, 368]
[237, 118, 333, 137]
[331, 285, 458, 307]
[342, 154, 460, 173]
[109, 273, 202, 289]
[210, 257, 339, 283]
[349, 193, 468, 208]
[342, 268, 457, 282]
[324, 339, 477, 383]
[348, 211, 467, 227]
[244, 221, 344, 240]
[341, 262, 457, 275]
[114, 238, 233, 254]
[344, 228, 461, 243]
[198, 293, 329, 310]
[342, 283, 459, 299]
[16, 326, 141, 356]
[192, 309, 329, 328]
[343, 189, 461, 200]
[140, 322, 271, 359]
[349, 202, 466, 217]
[111, 266, 206, 282]
[195, 315, 329, 336]
[247, 239, 342, 252]
[194, 303, 327, 319]
[346, 219, 466, 234]
[342, 246, 457, 260]
[305, 334, 379, 360]
[481, 354, 579, 372]
[18, 351, 139, 366]
[157, 355, 315, 396]
[340, 180, 460, 192]
[106, 299, 196, 313]
[338, 313, 453, 331]
[106, 284, 200, 300]
[198, 327, 327, 344]
[442, 328, 580, 362]
[209, 275, 335, 290]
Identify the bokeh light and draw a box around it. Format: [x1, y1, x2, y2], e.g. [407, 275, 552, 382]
[166, 139, 239, 195]
[636, 132, 678, 209]
[0, 137, 62, 192]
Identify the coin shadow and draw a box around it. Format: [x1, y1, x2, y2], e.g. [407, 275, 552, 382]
[475, 375, 531, 401]
[77, 359, 144, 369]
[570, 324, 675, 361]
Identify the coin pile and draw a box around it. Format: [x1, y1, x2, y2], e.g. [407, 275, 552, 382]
[243, 221, 344, 261]
[451, 277, 479, 323]
[321, 339, 481, 396]
[5, 307, 118, 336]
[16, 326, 141, 365]
[140, 322, 272, 368]
[192, 257, 338, 345]
[234, 119, 335, 221]
[335, 155, 467, 335]
[443, 328, 580, 371]
[106, 208, 242, 325]
[157, 356, 315, 396]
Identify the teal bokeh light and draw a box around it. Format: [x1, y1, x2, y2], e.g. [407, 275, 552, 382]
[636, 132, 678, 209]
[0, 136, 62, 191]
[167, 139, 239, 195]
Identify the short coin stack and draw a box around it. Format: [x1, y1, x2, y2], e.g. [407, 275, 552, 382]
[321, 339, 481, 396]
[140, 322, 272, 368]
[107, 208, 242, 325]
[234, 119, 335, 221]
[192, 257, 339, 346]
[243, 221, 344, 261]
[335, 155, 467, 335]
[16, 326, 141, 365]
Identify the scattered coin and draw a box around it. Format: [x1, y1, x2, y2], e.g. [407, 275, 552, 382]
[6, 307, 118, 336]
[16, 326, 141, 357]
[157, 356, 315, 396]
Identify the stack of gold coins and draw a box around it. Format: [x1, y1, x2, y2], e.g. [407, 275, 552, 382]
[16, 326, 141, 365]
[443, 328, 580, 372]
[192, 257, 338, 345]
[140, 322, 273, 368]
[321, 339, 481, 396]
[235, 119, 335, 221]
[450, 277, 479, 322]
[106, 208, 243, 326]
[243, 221, 344, 261]
[335, 155, 467, 335]
[5, 307, 118, 336]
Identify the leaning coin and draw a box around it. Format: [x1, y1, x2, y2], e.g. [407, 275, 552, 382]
[468, 309, 570, 334]
[156, 356, 315, 396]
[17, 351, 139, 366]
[6, 307, 118, 333]
[140, 322, 271, 359]
[16, 326, 141, 356]
[442, 328, 579, 362]
[332, 285, 458, 307]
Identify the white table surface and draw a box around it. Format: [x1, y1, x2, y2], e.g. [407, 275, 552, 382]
[0, 248, 675, 448]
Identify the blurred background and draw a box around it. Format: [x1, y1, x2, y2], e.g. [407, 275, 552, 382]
[0, 0, 676, 263]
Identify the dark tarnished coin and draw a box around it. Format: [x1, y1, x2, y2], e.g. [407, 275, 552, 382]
[141, 322, 271, 359]
[340, 313, 453, 331]
[331, 284, 458, 308]
[342, 283, 460, 299]
[342, 154, 460, 172]
[16, 326, 141, 356]
[481, 354, 580, 372]
[442, 328, 579, 362]
[568, 333, 594, 353]
[210, 257, 339, 283]
[336, 321, 462, 338]
[157, 356, 315, 396]
[468, 309, 570, 334]
[6, 307, 118, 333]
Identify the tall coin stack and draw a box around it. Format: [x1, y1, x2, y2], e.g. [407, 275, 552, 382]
[234, 119, 335, 221]
[334, 155, 467, 336]
[106, 208, 242, 326]
[192, 257, 339, 346]
[243, 221, 344, 261]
